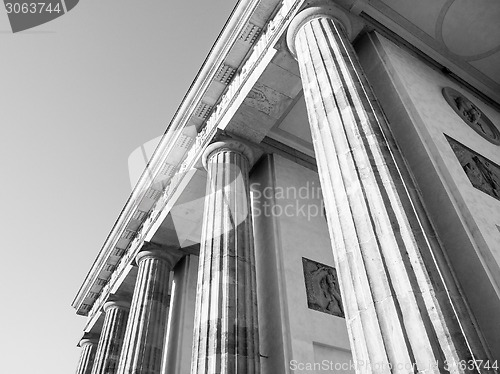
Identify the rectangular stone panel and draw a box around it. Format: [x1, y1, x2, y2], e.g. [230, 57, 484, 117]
[447, 135, 500, 200]
[302, 257, 344, 317]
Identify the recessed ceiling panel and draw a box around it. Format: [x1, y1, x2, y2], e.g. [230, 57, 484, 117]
[442, 0, 500, 58]
[380, 0, 447, 37]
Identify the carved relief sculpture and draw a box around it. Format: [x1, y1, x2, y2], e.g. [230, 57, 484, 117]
[302, 257, 344, 317]
[447, 136, 500, 200]
[442, 87, 500, 145]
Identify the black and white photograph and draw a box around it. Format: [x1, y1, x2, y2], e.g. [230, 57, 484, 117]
[2, 1, 500, 373]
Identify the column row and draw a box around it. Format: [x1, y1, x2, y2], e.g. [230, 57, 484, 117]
[76, 140, 260, 374]
[78, 3, 492, 374]
[75, 245, 181, 374]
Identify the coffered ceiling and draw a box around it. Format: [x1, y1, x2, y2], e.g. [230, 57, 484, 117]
[355, 0, 500, 103]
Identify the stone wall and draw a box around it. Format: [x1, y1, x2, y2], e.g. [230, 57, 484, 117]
[251, 154, 353, 373]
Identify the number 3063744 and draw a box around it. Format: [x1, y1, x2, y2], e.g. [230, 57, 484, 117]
[5, 3, 62, 14]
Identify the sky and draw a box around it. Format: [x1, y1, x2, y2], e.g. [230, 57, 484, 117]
[0, 1, 237, 373]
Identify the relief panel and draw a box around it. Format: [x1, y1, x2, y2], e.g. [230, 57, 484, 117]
[443, 87, 500, 145]
[302, 257, 344, 317]
[447, 135, 500, 200]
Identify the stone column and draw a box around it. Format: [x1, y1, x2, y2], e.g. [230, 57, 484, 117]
[76, 337, 98, 374]
[117, 244, 182, 374]
[287, 4, 491, 373]
[91, 301, 130, 374]
[191, 140, 260, 374]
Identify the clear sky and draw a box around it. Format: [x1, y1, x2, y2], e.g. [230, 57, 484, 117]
[0, 1, 236, 373]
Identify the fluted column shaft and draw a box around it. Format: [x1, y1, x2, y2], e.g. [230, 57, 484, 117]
[117, 246, 179, 374]
[191, 140, 260, 374]
[91, 301, 130, 374]
[76, 339, 98, 374]
[287, 5, 491, 374]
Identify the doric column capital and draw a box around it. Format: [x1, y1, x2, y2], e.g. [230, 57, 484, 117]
[78, 337, 98, 347]
[103, 300, 130, 313]
[286, 2, 352, 58]
[202, 139, 255, 170]
[135, 242, 184, 268]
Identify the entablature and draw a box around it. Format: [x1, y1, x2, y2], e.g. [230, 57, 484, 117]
[72, 0, 308, 317]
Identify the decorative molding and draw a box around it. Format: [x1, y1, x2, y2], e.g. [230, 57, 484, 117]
[239, 22, 262, 44]
[435, 0, 500, 61]
[443, 87, 500, 145]
[144, 188, 162, 200]
[194, 102, 213, 120]
[81, 303, 91, 311]
[121, 230, 135, 240]
[175, 133, 194, 150]
[88, 292, 98, 299]
[105, 264, 116, 272]
[114, 248, 126, 257]
[214, 64, 237, 85]
[159, 163, 175, 177]
[131, 210, 147, 221]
